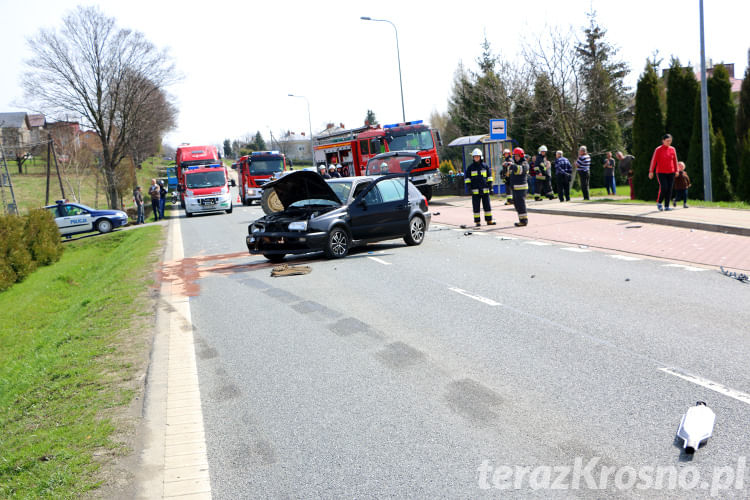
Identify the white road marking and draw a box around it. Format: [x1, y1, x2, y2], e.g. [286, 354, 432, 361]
[448, 287, 501, 306]
[664, 264, 706, 272]
[524, 241, 550, 246]
[659, 367, 750, 406]
[609, 254, 642, 261]
[561, 247, 591, 253]
[368, 256, 391, 266]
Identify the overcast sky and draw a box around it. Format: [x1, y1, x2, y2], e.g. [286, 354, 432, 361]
[1, 0, 748, 148]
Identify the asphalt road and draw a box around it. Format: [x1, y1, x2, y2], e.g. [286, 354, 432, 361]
[177, 194, 750, 498]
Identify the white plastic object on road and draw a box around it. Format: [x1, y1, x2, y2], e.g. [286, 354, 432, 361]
[676, 401, 715, 453]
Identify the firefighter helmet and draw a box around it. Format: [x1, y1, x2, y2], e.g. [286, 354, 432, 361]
[470, 148, 483, 158]
[538, 145, 548, 153]
[503, 148, 511, 155]
[513, 147, 525, 157]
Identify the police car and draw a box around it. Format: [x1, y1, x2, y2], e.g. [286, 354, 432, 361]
[44, 200, 129, 237]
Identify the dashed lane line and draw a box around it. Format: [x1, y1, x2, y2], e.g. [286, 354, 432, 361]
[448, 287, 501, 306]
[659, 367, 750, 406]
[609, 254, 642, 261]
[368, 256, 392, 266]
[663, 263, 706, 272]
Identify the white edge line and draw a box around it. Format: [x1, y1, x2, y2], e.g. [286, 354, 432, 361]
[368, 256, 391, 265]
[448, 287, 501, 306]
[524, 241, 551, 246]
[663, 264, 706, 272]
[658, 367, 750, 406]
[561, 247, 592, 252]
[609, 254, 642, 261]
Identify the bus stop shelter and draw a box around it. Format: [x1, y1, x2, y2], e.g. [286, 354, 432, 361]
[447, 134, 515, 194]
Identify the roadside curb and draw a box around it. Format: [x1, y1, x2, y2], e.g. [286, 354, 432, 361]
[524, 207, 750, 237]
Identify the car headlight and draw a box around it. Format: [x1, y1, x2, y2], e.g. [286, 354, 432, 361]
[288, 221, 307, 231]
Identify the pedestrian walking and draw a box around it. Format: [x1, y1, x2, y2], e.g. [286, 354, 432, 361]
[464, 148, 495, 227]
[648, 134, 679, 211]
[159, 180, 167, 219]
[554, 151, 572, 202]
[509, 147, 529, 226]
[133, 186, 144, 224]
[616, 151, 635, 200]
[575, 146, 591, 200]
[603, 151, 616, 195]
[148, 178, 160, 221]
[672, 161, 691, 208]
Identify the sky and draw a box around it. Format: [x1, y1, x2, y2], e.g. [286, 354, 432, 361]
[1, 0, 748, 149]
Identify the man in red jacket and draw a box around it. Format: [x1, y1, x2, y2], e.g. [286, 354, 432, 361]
[648, 133, 679, 211]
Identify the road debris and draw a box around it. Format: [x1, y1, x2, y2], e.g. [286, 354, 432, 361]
[432, 211, 441, 215]
[720, 266, 749, 283]
[676, 401, 715, 453]
[625, 225, 642, 229]
[271, 264, 312, 277]
[463, 231, 473, 236]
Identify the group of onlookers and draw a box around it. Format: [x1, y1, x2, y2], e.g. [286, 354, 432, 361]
[133, 178, 168, 224]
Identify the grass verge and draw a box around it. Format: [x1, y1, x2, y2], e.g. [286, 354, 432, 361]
[0, 225, 163, 498]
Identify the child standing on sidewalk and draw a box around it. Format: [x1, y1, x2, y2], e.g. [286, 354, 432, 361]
[673, 161, 691, 208]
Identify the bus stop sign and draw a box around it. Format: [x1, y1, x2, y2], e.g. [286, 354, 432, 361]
[489, 119, 507, 140]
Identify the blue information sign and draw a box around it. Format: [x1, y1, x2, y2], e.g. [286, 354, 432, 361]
[489, 119, 507, 140]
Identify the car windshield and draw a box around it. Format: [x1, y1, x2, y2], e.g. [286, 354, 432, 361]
[250, 159, 284, 175]
[365, 156, 420, 176]
[386, 129, 434, 151]
[288, 199, 339, 209]
[185, 171, 226, 188]
[327, 181, 353, 203]
[180, 159, 218, 168]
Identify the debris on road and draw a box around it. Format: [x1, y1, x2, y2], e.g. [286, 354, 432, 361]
[460, 224, 467, 229]
[676, 401, 716, 453]
[271, 264, 312, 277]
[625, 225, 642, 229]
[720, 266, 749, 283]
[432, 211, 441, 215]
[463, 231, 473, 236]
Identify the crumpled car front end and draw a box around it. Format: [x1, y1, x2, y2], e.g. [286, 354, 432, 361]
[246, 207, 342, 256]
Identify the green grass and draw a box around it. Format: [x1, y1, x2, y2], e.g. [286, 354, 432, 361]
[0, 225, 163, 498]
[596, 197, 750, 209]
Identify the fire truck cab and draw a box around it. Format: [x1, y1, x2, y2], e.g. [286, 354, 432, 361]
[237, 151, 288, 205]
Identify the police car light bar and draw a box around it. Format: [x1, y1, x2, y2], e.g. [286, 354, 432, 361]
[251, 150, 281, 155]
[383, 120, 423, 129]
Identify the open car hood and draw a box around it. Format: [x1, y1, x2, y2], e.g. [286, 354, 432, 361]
[261, 170, 341, 210]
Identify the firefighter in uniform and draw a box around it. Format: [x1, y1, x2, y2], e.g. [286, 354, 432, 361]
[533, 145, 555, 201]
[501, 149, 514, 205]
[464, 148, 496, 227]
[510, 147, 529, 226]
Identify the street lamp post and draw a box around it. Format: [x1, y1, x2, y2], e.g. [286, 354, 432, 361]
[288, 94, 314, 167]
[361, 16, 405, 122]
[698, 0, 712, 201]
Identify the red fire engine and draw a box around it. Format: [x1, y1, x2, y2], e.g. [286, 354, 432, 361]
[313, 120, 442, 199]
[175, 144, 220, 207]
[237, 151, 288, 205]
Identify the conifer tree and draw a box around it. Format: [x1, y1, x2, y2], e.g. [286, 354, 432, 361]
[707, 65, 738, 187]
[632, 62, 664, 200]
[686, 93, 713, 199]
[711, 131, 733, 201]
[665, 58, 698, 162]
[736, 61, 750, 202]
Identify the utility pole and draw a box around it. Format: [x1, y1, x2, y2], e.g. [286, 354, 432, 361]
[699, 0, 712, 201]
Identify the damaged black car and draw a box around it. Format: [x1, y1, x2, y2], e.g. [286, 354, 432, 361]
[246, 152, 431, 262]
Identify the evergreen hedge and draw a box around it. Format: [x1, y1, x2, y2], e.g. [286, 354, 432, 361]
[632, 63, 664, 201]
[0, 210, 63, 291]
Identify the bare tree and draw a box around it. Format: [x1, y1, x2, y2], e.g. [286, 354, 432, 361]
[23, 6, 178, 209]
[522, 26, 585, 156]
[128, 81, 177, 167]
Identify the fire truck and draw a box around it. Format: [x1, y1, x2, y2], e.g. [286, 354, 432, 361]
[237, 151, 288, 205]
[175, 144, 221, 207]
[312, 120, 442, 199]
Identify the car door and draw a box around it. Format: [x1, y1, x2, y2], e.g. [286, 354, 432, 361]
[349, 176, 409, 239]
[58, 204, 93, 235]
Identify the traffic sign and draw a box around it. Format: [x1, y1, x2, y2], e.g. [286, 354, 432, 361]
[489, 119, 507, 140]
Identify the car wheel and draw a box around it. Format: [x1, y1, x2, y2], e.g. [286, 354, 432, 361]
[226, 205, 233, 214]
[185, 209, 193, 218]
[261, 188, 284, 215]
[263, 253, 286, 263]
[404, 216, 425, 246]
[324, 227, 350, 259]
[96, 218, 113, 234]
